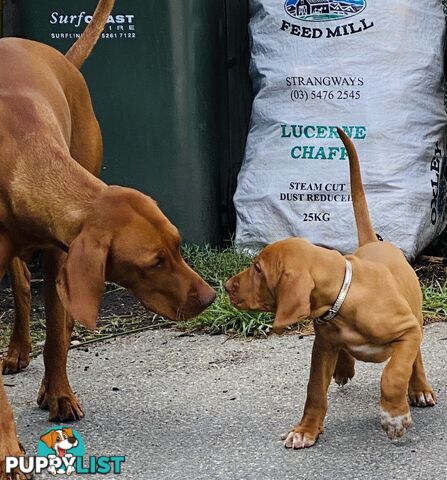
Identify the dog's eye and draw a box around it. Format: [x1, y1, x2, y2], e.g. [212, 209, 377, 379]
[254, 262, 262, 274]
[146, 257, 163, 269]
[153, 258, 163, 268]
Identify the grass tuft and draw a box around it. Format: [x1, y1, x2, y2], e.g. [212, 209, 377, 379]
[181, 281, 274, 337]
[181, 244, 275, 337]
[422, 279, 447, 322]
[181, 244, 255, 287]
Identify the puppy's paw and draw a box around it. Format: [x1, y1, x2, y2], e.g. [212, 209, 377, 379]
[333, 368, 354, 387]
[333, 356, 355, 387]
[281, 428, 319, 449]
[380, 408, 412, 440]
[408, 387, 437, 408]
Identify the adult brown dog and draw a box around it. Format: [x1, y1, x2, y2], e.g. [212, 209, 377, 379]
[225, 128, 435, 448]
[0, 1, 215, 476]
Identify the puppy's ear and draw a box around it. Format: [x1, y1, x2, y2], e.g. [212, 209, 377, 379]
[63, 428, 74, 438]
[272, 271, 315, 333]
[40, 430, 57, 449]
[56, 229, 111, 330]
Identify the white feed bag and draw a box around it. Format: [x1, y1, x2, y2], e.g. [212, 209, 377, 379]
[235, 0, 447, 259]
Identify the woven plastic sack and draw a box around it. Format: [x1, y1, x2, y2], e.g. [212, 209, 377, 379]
[235, 0, 447, 259]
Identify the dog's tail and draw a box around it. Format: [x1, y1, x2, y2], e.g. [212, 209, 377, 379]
[337, 127, 378, 247]
[65, 0, 116, 69]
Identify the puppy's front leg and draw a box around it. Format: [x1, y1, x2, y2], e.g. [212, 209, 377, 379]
[408, 349, 437, 407]
[284, 339, 338, 449]
[380, 329, 421, 439]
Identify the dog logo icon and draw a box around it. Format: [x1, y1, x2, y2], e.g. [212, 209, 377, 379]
[284, 0, 367, 22]
[38, 427, 85, 476]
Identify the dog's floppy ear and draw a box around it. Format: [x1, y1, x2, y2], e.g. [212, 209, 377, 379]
[56, 229, 111, 330]
[40, 430, 58, 449]
[272, 270, 315, 333]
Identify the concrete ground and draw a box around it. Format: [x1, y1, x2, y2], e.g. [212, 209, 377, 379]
[6, 322, 447, 480]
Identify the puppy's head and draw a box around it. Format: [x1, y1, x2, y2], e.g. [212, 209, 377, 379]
[225, 238, 315, 332]
[56, 186, 216, 329]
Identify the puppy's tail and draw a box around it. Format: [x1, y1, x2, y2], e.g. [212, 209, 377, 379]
[337, 127, 378, 247]
[65, 0, 115, 69]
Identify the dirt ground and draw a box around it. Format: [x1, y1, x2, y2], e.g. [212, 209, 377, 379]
[0, 268, 164, 357]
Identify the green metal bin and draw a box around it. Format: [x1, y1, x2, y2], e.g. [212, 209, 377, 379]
[2, 0, 251, 245]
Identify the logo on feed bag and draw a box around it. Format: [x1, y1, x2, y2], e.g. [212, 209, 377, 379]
[284, 0, 366, 22]
[281, 0, 373, 38]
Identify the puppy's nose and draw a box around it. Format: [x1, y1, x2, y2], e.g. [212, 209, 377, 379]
[224, 279, 232, 293]
[68, 436, 77, 444]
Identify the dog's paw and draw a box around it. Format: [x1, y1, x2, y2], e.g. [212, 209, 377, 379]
[281, 429, 319, 449]
[0, 463, 33, 480]
[2, 343, 31, 375]
[37, 382, 84, 422]
[380, 408, 412, 440]
[408, 387, 437, 408]
[0, 441, 33, 480]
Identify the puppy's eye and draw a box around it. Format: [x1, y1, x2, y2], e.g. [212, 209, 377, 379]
[254, 262, 262, 274]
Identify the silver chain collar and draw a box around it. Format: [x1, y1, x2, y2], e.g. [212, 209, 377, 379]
[315, 260, 352, 327]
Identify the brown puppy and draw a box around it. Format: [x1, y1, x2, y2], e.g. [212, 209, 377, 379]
[225, 128, 435, 448]
[0, 0, 215, 475]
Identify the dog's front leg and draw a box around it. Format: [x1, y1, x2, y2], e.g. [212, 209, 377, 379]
[37, 249, 84, 422]
[0, 234, 30, 478]
[0, 374, 31, 480]
[283, 339, 338, 449]
[380, 329, 421, 439]
[408, 349, 437, 407]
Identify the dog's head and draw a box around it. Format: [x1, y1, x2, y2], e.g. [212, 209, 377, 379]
[40, 428, 78, 456]
[56, 186, 215, 329]
[225, 238, 317, 332]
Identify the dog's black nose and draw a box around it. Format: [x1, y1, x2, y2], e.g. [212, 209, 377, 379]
[68, 436, 77, 444]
